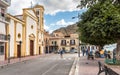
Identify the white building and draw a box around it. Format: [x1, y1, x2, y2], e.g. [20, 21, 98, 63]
[6, 5, 45, 59]
[0, 0, 11, 61]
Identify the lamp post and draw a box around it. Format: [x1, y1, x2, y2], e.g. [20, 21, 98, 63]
[78, 42, 80, 57]
[72, 13, 81, 57]
[7, 34, 10, 63]
[72, 13, 81, 22]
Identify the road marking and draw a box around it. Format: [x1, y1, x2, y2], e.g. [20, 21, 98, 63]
[69, 57, 78, 75]
[41, 64, 58, 75]
[39, 57, 72, 60]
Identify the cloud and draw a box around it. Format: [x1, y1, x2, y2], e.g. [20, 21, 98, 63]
[37, 0, 80, 15]
[56, 19, 74, 26]
[50, 19, 74, 26]
[44, 24, 50, 30]
[8, 0, 80, 15]
[49, 30, 54, 34]
[8, 0, 34, 15]
[45, 19, 74, 33]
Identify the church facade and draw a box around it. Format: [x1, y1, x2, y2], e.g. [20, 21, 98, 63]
[5, 5, 45, 59]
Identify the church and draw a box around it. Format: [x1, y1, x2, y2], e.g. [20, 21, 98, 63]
[5, 5, 45, 59]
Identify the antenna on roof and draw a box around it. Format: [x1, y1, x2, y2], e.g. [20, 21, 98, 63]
[31, 1, 33, 8]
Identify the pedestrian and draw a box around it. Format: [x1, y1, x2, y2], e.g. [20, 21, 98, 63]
[107, 51, 111, 59]
[59, 48, 63, 58]
[82, 48, 85, 56]
[85, 48, 88, 56]
[100, 49, 104, 58]
[104, 50, 107, 58]
[113, 48, 116, 63]
[88, 50, 94, 60]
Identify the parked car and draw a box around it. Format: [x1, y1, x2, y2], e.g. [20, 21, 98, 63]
[74, 49, 78, 53]
[65, 50, 70, 53]
[70, 49, 78, 53]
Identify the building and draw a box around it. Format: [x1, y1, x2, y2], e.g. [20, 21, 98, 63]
[5, 5, 44, 59]
[60, 34, 79, 52]
[44, 31, 50, 53]
[0, 0, 11, 61]
[49, 32, 79, 53]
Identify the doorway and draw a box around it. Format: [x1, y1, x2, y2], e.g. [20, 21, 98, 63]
[17, 45, 21, 58]
[39, 46, 41, 54]
[30, 40, 34, 56]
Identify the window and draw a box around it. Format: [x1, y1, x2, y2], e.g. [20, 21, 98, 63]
[0, 34, 6, 40]
[56, 34, 58, 36]
[36, 10, 39, 16]
[54, 41, 57, 45]
[1, 8, 5, 17]
[18, 33, 21, 38]
[0, 46, 4, 55]
[70, 40, 75, 45]
[61, 40, 66, 45]
[52, 41, 54, 44]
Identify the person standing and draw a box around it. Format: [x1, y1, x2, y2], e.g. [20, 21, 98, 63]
[107, 51, 111, 59]
[59, 48, 63, 58]
[113, 48, 116, 63]
[85, 48, 88, 56]
[82, 48, 85, 56]
[104, 50, 107, 58]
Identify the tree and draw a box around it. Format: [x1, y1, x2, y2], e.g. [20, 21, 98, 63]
[77, 0, 120, 58]
[77, 0, 120, 9]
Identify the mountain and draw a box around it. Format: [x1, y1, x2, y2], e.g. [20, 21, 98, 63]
[52, 24, 78, 35]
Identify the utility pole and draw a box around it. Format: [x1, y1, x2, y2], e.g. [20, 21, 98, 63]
[72, 13, 81, 57]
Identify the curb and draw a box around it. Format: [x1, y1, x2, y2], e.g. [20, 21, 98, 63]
[74, 57, 79, 75]
[0, 59, 28, 69]
[0, 54, 52, 69]
[69, 57, 78, 75]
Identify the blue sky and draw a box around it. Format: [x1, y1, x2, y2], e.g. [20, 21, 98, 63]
[44, 10, 86, 33]
[8, 0, 86, 33]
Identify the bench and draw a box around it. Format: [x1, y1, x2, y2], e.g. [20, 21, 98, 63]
[106, 67, 119, 75]
[98, 61, 119, 75]
[97, 61, 105, 75]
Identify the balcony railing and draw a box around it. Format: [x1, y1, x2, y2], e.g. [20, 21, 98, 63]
[0, 34, 7, 40]
[61, 43, 66, 46]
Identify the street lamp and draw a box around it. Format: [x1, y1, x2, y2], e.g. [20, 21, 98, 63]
[7, 34, 10, 63]
[72, 13, 81, 22]
[72, 13, 81, 57]
[78, 42, 81, 57]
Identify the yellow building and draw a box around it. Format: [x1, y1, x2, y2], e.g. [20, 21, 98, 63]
[49, 32, 79, 53]
[6, 5, 44, 59]
[44, 31, 50, 53]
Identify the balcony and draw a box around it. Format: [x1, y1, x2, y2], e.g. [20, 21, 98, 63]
[0, 0, 11, 7]
[0, 34, 7, 41]
[70, 43, 76, 46]
[61, 43, 66, 46]
[0, 13, 9, 24]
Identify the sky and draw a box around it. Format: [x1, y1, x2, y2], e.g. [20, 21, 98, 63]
[8, 0, 86, 33]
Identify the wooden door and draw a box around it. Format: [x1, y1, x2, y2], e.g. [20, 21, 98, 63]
[17, 45, 21, 58]
[39, 47, 41, 54]
[30, 40, 34, 56]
